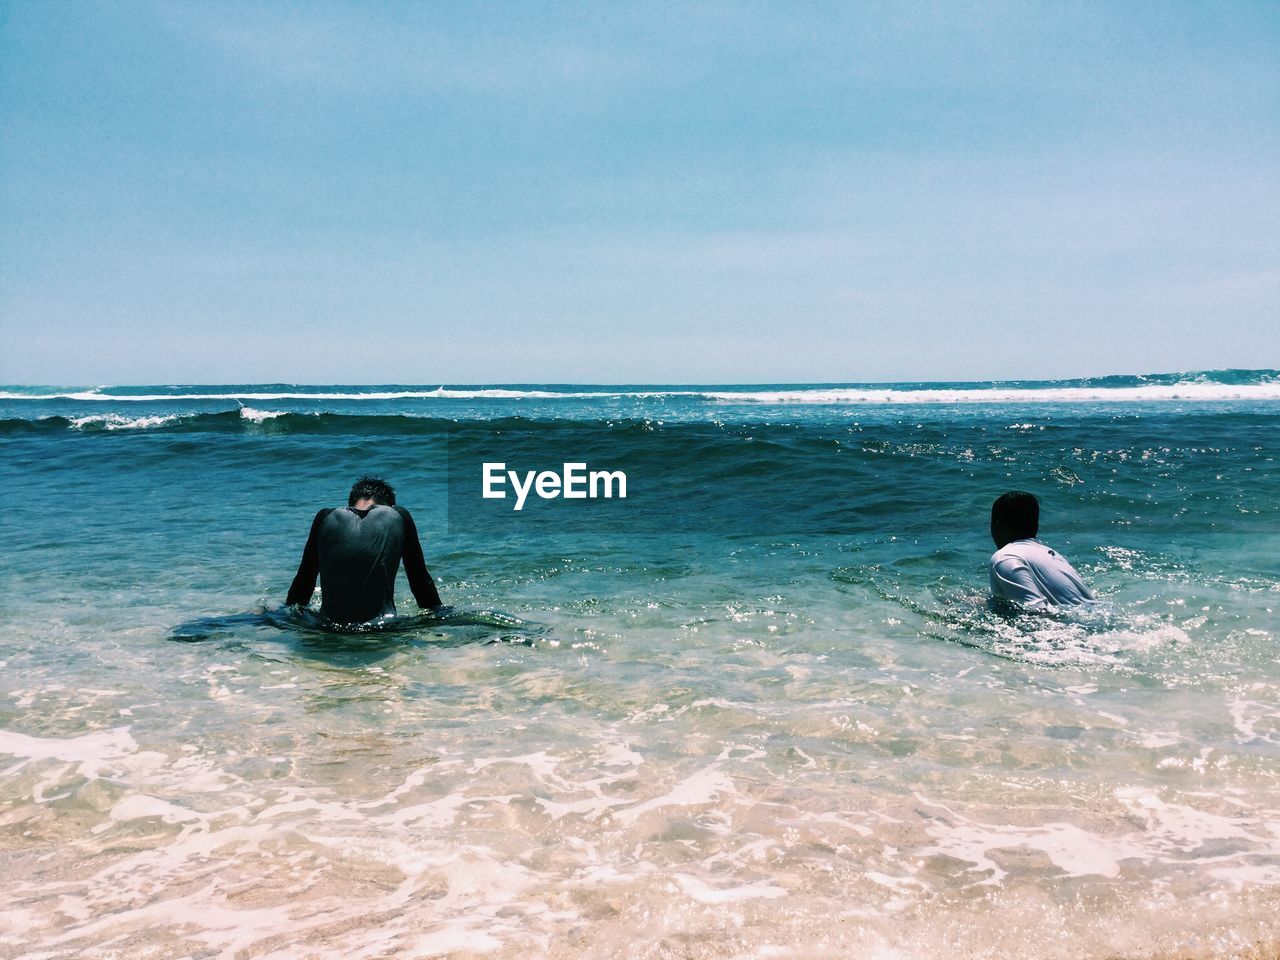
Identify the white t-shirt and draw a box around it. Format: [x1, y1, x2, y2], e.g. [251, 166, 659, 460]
[989, 539, 1095, 609]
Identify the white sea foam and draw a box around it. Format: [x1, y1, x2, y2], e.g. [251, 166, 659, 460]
[5, 379, 1280, 404]
[913, 787, 1280, 885]
[1226, 684, 1278, 744]
[611, 765, 735, 826]
[9, 387, 655, 402]
[702, 383, 1280, 404]
[0, 726, 141, 778]
[66, 412, 181, 430]
[238, 406, 287, 423]
[674, 873, 787, 903]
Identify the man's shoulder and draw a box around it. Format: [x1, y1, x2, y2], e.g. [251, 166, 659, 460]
[996, 539, 1082, 573]
[990, 540, 1034, 567]
[362, 504, 411, 529]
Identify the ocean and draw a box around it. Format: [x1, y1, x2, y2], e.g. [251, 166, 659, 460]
[1, 370, 1278, 959]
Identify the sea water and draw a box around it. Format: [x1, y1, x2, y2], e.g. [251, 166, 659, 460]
[1, 371, 1278, 958]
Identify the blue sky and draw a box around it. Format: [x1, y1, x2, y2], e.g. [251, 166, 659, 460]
[1, 1, 1277, 384]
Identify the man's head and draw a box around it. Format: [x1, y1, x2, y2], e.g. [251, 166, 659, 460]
[348, 475, 396, 508]
[991, 490, 1039, 548]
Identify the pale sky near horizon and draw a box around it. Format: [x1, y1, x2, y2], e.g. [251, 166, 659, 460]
[1, 1, 1277, 385]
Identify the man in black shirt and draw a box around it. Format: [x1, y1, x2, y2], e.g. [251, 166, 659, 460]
[286, 476, 442, 624]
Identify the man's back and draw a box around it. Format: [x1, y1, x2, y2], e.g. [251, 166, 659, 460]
[287, 492, 441, 624]
[315, 505, 406, 623]
[989, 538, 1095, 610]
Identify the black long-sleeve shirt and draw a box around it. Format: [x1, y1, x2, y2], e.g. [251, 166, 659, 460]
[286, 505, 441, 623]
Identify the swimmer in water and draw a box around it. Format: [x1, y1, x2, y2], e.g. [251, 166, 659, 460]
[989, 491, 1095, 610]
[286, 476, 442, 624]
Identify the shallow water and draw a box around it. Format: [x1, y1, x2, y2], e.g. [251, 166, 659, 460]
[2, 374, 1278, 958]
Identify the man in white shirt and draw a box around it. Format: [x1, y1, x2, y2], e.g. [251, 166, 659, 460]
[989, 491, 1095, 609]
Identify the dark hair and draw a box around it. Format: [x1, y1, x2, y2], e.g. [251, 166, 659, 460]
[348, 475, 396, 507]
[991, 490, 1039, 545]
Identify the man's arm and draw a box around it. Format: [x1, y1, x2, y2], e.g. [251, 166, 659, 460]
[395, 506, 442, 609]
[285, 509, 332, 607]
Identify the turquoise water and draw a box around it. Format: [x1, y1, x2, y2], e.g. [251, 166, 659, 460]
[2, 372, 1278, 958]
